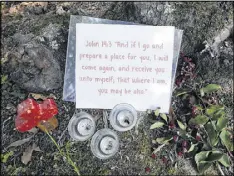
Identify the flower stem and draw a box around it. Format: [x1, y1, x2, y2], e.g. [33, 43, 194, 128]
[45, 130, 80, 175]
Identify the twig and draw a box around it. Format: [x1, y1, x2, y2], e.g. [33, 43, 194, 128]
[58, 127, 68, 146]
[217, 163, 225, 176]
[2, 117, 12, 129]
[135, 113, 145, 135]
[103, 110, 108, 128]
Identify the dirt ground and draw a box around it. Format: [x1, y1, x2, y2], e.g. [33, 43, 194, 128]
[1, 2, 233, 175]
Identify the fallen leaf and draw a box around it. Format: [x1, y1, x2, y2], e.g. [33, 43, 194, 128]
[29, 93, 47, 100]
[175, 89, 190, 97]
[6, 136, 33, 149]
[37, 116, 58, 132]
[155, 137, 173, 144]
[150, 121, 165, 129]
[27, 127, 39, 134]
[21, 143, 41, 165]
[29, 93, 57, 100]
[34, 146, 42, 152]
[49, 93, 57, 99]
[153, 143, 166, 154]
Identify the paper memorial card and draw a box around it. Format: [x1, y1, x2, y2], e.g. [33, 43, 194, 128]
[75, 24, 176, 113]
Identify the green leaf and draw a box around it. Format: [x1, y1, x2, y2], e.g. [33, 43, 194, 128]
[213, 110, 225, 120]
[154, 109, 160, 116]
[1, 75, 8, 84]
[177, 129, 187, 139]
[205, 105, 225, 120]
[206, 151, 223, 162]
[195, 151, 210, 163]
[216, 116, 228, 132]
[200, 84, 221, 96]
[188, 143, 198, 152]
[159, 113, 168, 122]
[189, 115, 209, 126]
[218, 154, 231, 167]
[195, 150, 223, 173]
[195, 151, 212, 173]
[177, 120, 186, 130]
[155, 137, 173, 144]
[194, 105, 204, 111]
[220, 130, 233, 151]
[150, 121, 165, 129]
[205, 122, 218, 147]
[175, 89, 190, 97]
[1, 151, 13, 163]
[200, 88, 205, 97]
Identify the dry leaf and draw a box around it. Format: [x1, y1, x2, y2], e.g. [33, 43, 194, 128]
[21, 143, 41, 165]
[34, 146, 42, 152]
[27, 128, 39, 134]
[49, 93, 57, 99]
[153, 143, 166, 154]
[29, 93, 57, 100]
[29, 93, 47, 100]
[37, 116, 58, 132]
[6, 136, 33, 149]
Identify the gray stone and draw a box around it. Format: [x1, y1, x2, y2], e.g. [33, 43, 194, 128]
[6, 33, 62, 92]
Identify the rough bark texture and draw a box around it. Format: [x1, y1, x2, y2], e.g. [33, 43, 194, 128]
[2, 2, 233, 92]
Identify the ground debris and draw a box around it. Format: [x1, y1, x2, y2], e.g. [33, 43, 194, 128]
[21, 143, 42, 165]
[6, 136, 33, 149]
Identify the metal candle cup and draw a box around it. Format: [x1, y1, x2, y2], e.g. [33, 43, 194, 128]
[68, 112, 96, 141]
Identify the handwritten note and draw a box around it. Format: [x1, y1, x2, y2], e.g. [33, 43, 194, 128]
[75, 24, 175, 113]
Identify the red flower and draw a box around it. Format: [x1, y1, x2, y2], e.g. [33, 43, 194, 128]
[178, 151, 183, 157]
[15, 98, 58, 132]
[162, 157, 167, 164]
[176, 77, 183, 87]
[151, 153, 156, 159]
[192, 106, 198, 117]
[182, 141, 188, 148]
[173, 135, 178, 142]
[169, 121, 175, 129]
[17, 98, 39, 120]
[38, 99, 58, 120]
[196, 135, 201, 141]
[145, 167, 151, 173]
[15, 115, 38, 132]
[183, 57, 192, 63]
